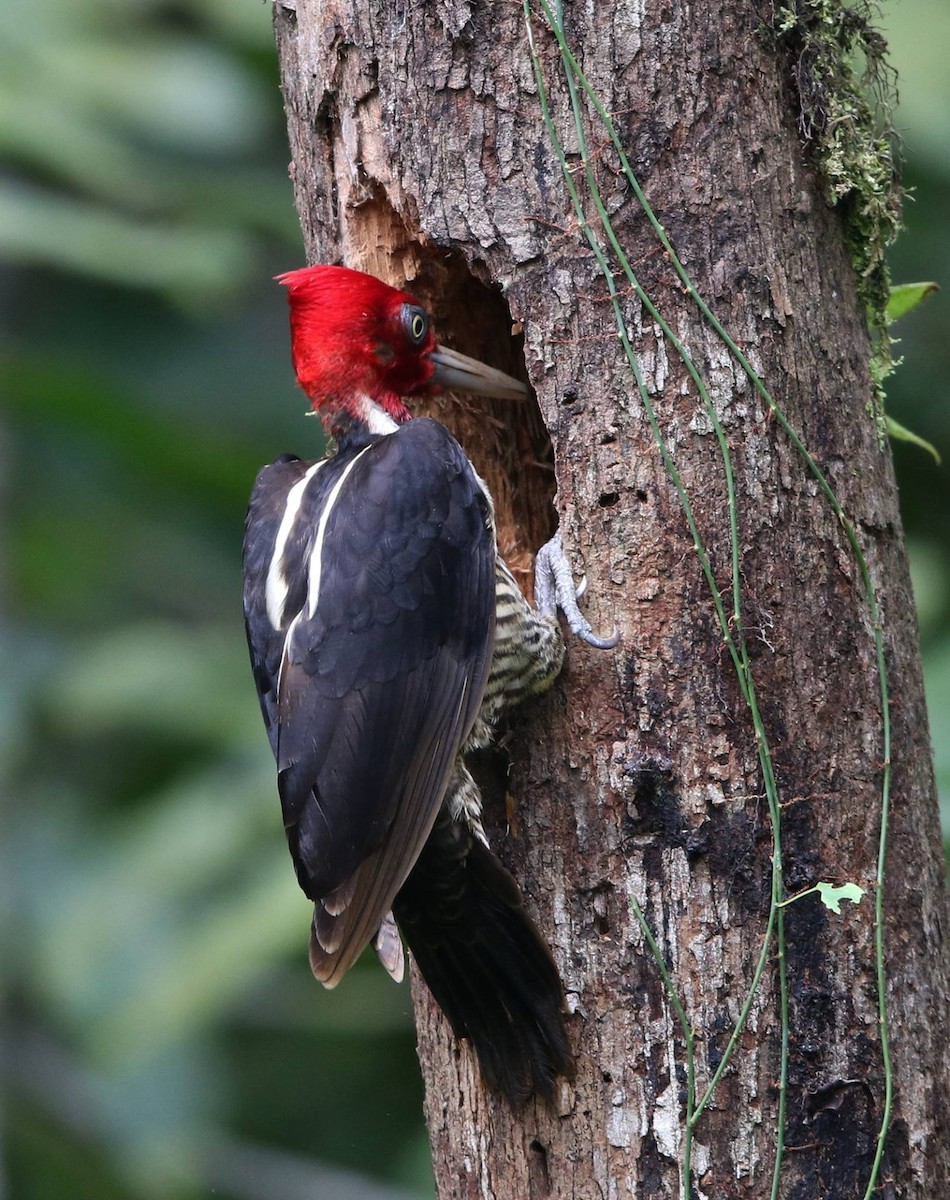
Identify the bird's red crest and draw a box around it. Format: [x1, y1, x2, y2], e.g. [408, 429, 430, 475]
[276, 265, 437, 428]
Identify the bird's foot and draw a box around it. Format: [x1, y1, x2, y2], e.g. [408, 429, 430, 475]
[535, 532, 620, 650]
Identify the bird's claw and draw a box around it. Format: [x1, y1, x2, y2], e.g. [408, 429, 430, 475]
[535, 532, 620, 650]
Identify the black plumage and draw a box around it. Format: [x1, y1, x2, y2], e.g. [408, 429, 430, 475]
[244, 419, 496, 985]
[393, 808, 573, 1104]
[243, 265, 595, 1105]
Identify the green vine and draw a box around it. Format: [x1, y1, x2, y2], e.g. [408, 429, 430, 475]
[524, 3, 893, 1197]
[774, 0, 903, 438]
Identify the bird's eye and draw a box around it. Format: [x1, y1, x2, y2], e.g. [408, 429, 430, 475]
[402, 304, 429, 346]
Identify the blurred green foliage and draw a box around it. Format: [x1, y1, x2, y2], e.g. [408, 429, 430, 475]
[1, 0, 947, 1197]
[882, 0, 950, 832]
[1, 1, 433, 1197]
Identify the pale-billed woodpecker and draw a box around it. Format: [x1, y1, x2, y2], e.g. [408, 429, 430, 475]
[243, 265, 615, 1104]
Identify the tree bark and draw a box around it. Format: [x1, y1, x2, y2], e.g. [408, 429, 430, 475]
[272, 1, 950, 1196]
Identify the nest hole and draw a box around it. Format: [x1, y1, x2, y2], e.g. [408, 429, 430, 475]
[340, 190, 557, 598]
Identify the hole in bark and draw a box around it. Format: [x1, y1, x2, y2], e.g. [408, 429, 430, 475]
[341, 191, 557, 596]
[593, 891, 610, 935]
[410, 250, 556, 598]
[636, 488, 648, 502]
[528, 1139, 551, 1197]
[598, 491, 620, 508]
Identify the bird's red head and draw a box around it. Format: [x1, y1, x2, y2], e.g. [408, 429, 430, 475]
[277, 265, 435, 428]
[277, 265, 528, 434]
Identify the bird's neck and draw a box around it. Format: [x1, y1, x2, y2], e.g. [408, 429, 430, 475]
[318, 392, 410, 443]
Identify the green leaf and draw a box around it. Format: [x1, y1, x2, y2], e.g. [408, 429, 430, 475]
[885, 415, 942, 465]
[816, 881, 865, 914]
[886, 281, 939, 323]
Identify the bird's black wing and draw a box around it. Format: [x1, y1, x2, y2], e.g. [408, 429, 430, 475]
[243, 419, 496, 985]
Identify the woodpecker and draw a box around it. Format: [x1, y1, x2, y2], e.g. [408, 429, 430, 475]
[243, 265, 615, 1104]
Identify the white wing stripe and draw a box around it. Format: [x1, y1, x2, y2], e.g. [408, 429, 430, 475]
[307, 445, 374, 619]
[265, 460, 325, 630]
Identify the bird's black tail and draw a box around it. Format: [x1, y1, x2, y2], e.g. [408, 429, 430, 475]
[392, 809, 572, 1107]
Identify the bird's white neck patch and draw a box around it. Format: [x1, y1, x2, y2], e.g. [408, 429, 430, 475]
[356, 394, 399, 436]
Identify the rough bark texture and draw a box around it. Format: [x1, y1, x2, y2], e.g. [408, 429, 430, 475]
[273, 0, 950, 1195]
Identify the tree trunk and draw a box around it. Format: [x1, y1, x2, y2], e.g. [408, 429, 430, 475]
[272, 0, 950, 1195]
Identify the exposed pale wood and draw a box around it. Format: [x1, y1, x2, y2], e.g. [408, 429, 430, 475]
[273, 0, 950, 1194]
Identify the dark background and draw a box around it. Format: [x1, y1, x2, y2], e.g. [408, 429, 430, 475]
[1, 2, 946, 1196]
